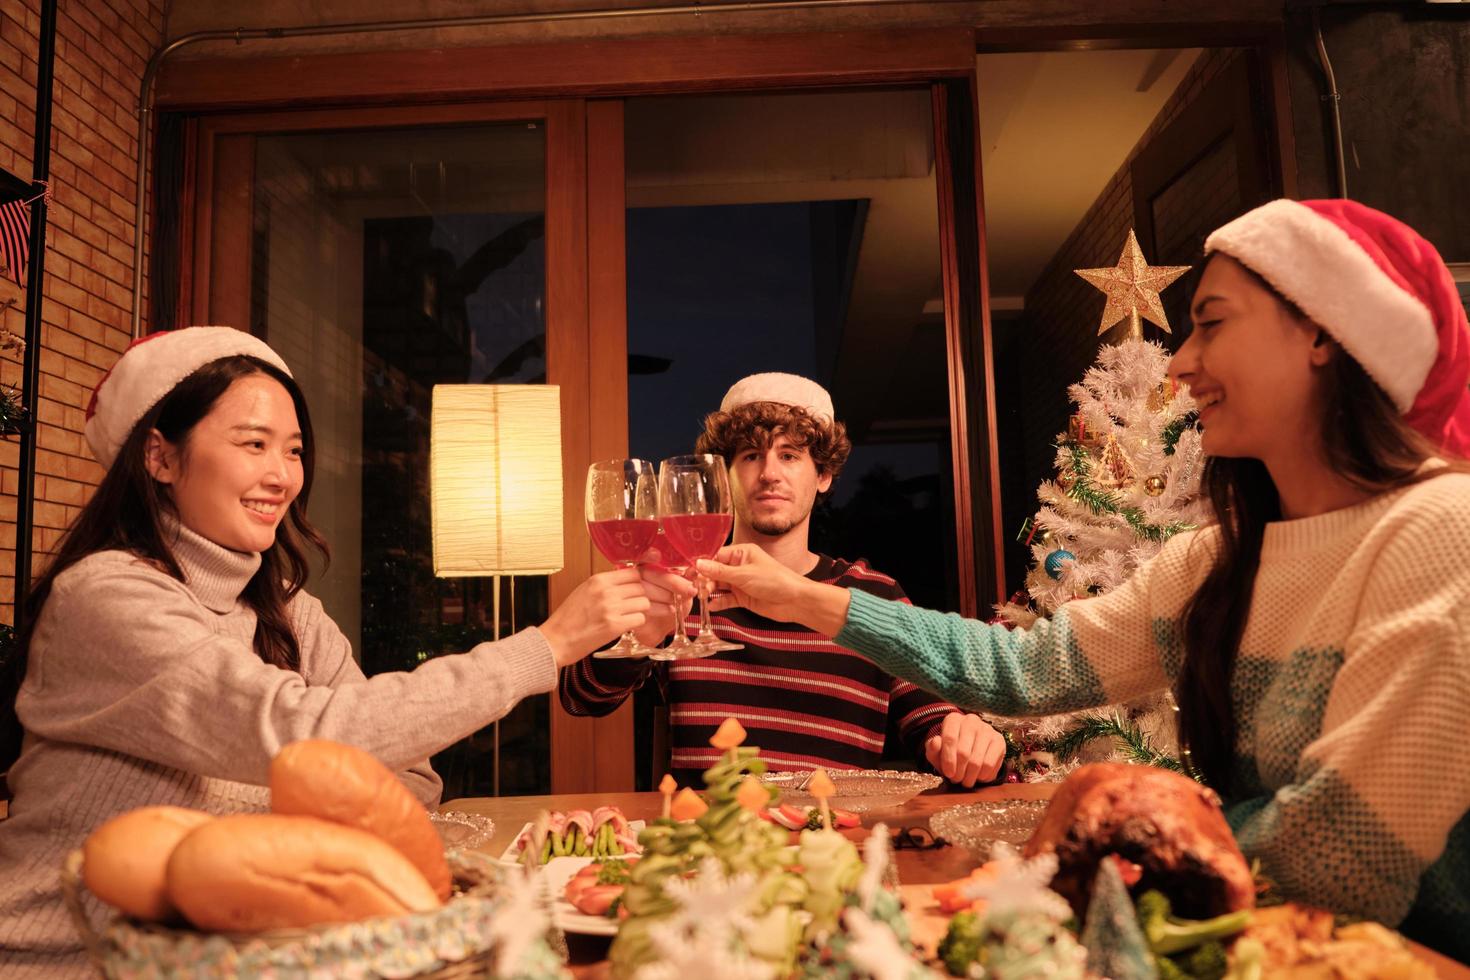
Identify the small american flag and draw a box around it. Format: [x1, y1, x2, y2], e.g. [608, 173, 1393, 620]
[1, 186, 41, 285]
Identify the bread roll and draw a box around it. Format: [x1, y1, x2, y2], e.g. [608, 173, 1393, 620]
[166, 813, 440, 932]
[269, 739, 451, 900]
[82, 805, 214, 921]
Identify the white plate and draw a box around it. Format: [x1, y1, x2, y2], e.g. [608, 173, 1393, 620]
[499, 820, 646, 864]
[539, 855, 632, 937]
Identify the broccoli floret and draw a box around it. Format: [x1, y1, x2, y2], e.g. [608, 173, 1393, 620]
[805, 809, 825, 830]
[1134, 890, 1252, 956]
[1154, 955, 1190, 980]
[938, 909, 984, 976]
[1153, 940, 1227, 980]
[1183, 941, 1228, 980]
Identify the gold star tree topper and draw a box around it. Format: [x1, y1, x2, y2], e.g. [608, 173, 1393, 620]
[1075, 229, 1191, 336]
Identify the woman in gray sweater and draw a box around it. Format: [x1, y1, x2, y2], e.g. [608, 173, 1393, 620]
[0, 327, 651, 976]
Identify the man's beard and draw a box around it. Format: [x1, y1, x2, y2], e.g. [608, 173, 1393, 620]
[748, 513, 800, 537]
[738, 498, 813, 538]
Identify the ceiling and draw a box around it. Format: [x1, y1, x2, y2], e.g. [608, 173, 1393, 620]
[978, 48, 1202, 305]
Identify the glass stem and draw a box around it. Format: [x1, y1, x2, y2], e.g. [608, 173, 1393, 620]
[679, 589, 693, 643]
[698, 575, 714, 638]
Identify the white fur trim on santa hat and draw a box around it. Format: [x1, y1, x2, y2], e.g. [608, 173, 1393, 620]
[84, 326, 292, 469]
[719, 372, 834, 422]
[1204, 199, 1438, 413]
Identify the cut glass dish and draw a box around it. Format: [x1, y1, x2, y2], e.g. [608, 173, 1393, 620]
[429, 810, 497, 853]
[928, 799, 1050, 862]
[762, 769, 941, 811]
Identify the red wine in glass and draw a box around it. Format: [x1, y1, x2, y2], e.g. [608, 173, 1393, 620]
[660, 513, 733, 565]
[589, 518, 660, 565]
[586, 459, 658, 659]
[657, 454, 742, 656]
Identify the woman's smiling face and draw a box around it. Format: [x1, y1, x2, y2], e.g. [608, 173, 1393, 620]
[1169, 255, 1334, 463]
[146, 373, 305, 554]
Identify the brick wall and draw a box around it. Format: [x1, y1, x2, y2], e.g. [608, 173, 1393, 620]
[0, 0, 166, 623]
[994, 46, 1247, 592]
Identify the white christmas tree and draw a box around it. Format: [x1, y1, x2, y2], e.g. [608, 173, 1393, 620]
[993, 231, 1205, 780]
[1002, 337, 1206, 618]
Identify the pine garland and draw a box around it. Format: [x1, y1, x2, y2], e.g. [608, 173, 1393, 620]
[1160, 412, 1198, 456]
[1061, 444, 1195, 544]
[1049, 711, 1192, 777]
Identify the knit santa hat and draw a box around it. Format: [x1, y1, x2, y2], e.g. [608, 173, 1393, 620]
[1205, 199, 1470, 456]
[719, 372, 835, 423]
[84, 326, 293, 468]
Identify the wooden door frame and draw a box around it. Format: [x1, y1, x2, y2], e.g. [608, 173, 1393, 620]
[187, 98, 636, 792]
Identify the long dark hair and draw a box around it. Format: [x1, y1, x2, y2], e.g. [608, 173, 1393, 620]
[0, 356, 330, 773]
[1175, 259, 1462, 792]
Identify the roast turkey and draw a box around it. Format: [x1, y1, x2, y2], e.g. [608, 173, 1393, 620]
[1023, 762, 1255, 920]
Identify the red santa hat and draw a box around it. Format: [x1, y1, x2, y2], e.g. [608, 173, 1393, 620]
[719, 372, 835, 423]
[84, 326, 293, 468]
[1204, 199, 1470, 456]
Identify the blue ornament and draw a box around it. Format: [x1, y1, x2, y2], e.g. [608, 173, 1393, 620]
[1044, 549, 1075, 580]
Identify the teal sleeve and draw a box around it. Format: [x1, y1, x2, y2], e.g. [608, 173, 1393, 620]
[834, 588, 1109, 716]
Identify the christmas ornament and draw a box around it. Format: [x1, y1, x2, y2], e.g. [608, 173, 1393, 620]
[1146, 378, 1177, 412]
[1094, 433, 1134, 489]
[1057, 468, 1076, 492]
[1075, 229, 1191, 337]
[1044, 550, 1074, 580]
[1067, 413, 1096, 446]
[1024, 521, 1053, 550]
[1143, 474, 1166, 496]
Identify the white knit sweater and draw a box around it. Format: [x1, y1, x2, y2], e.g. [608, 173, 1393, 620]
[0, 518, 558, 977]
[837, 472, 1470, 963]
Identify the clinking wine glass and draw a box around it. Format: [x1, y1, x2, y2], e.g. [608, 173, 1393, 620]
[646, 526, 695, 662]
[657, 454, 743, 657]
[587, 458, 660, 659]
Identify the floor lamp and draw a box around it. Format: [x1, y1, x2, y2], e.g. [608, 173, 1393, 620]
[430, 384, 564, 796]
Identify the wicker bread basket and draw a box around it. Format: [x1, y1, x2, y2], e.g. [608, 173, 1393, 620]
[61, 848, 568, 979]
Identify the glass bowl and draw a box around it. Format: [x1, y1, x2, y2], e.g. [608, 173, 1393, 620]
[762, 769, 941, 812]
[928, 799, 1050, 862]
[429, 810, 497, 853]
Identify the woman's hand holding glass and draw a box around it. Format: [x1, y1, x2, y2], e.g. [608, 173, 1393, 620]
[698, 543, 852, 637]
[631, 560, 698, 649]
[539, 566, 652, 668]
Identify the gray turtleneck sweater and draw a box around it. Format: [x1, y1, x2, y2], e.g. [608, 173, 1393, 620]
[0, 519, 558, 977]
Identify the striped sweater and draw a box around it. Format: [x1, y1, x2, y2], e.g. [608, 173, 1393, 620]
[560, 556, 961, 785]
[835, 472, 1470, 963]
[0, 517, 558, 978]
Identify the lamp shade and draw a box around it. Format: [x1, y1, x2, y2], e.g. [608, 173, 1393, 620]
[430, 384, 564, 577]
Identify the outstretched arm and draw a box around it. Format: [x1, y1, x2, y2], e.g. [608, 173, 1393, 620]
[700, 540, 1172, 719]
[18, 561, 651, 789]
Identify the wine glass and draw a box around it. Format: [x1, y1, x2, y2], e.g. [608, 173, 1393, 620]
[657, 454, 743, 657]
[586, 459, 659, 659]
[646, 526, 696, 662]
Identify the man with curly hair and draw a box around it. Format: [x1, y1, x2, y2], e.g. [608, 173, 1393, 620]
[559, 372, 1006, 786]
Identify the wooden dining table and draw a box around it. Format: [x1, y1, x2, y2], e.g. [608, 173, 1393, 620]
[442, 783, 1470, 979]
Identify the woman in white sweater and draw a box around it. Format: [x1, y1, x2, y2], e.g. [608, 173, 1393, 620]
[0, 327, 652, 976]
[701, 200, 1470, 962]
